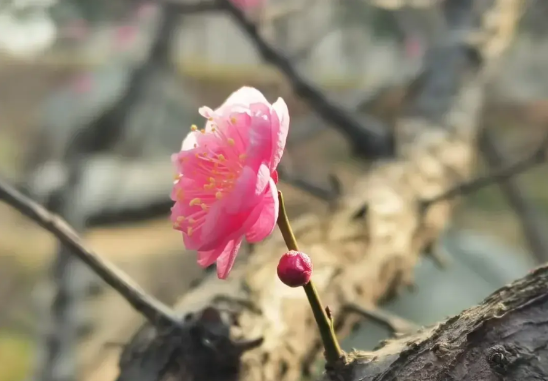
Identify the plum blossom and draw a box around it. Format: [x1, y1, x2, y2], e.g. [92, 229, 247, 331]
[171, 87, 289, 279]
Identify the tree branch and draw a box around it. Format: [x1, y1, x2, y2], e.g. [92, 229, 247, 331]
[219, 0, 393, 158]
[338, 263, 548, 381]
[423, 131, 548, 208]
[0, 178, 178, 328]
[342, 303, 420, 335]
[479, 128, 548, 264]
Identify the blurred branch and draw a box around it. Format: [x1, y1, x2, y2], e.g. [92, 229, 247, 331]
[289, 22, 338, 62]
[219, 0, 393, 158]
[0, 177, 178, 328]
[343, 303, 420, 335]
[169, 0, 221, 13]
[261, 0, 316, 23]
[479, 129, 548, 264]
[423, 132, 548, 208]
[277, 165, 341, 201]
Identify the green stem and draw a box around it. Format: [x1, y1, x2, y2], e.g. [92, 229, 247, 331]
[276, 191, 343, 366]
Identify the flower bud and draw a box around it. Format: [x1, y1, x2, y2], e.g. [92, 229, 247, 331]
[277, 250, 312, 287]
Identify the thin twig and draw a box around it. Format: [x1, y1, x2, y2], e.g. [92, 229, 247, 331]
[277, 165, 340, 202]
[480, 129, 548, 264]
[343, 303, 420, 335]
[0, 178, 178, 328]
[219, 0, 392, 158]
[423, 132, 548, 208]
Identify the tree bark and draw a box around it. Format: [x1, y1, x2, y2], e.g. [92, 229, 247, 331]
[115, 1, 527, 381]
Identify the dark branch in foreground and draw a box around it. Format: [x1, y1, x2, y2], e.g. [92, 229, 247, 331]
[219, 0, 393, 158]
[423, 131, 548, 208]
[0, 178, 178, 328]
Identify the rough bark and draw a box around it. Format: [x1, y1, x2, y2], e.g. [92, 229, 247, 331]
[338, 264, 548, 381]
[114, 1, 526, 381]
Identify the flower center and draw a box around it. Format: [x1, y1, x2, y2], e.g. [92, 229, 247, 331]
[174, 119, 249, 237]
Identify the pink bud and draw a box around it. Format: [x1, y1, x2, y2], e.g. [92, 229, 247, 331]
[277, 250, 312, 287]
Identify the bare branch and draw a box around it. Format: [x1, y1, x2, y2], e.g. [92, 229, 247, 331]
[423, 132, 548, 208]
[480, 128, 548, 264]
[219, 0, 393, 158]
[0, 178, 178, 328]
[277, 165, 341, 202]
[343, 303, 420, 335]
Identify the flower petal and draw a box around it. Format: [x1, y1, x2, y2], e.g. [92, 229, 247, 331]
[196, 245, 223, 268]
[245, 178, 278, 243]
[219, 87, 268, 112]
[181, 131, 198, 151]
[215, 238, 243, 279]
[270, 97, 290, 170]
[225, 163, 270, 214]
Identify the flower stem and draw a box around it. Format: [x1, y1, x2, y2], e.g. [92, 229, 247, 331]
[276, 191, 343, 366]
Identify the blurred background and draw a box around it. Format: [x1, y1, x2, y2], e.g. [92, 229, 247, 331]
[0, 0, 548, 380]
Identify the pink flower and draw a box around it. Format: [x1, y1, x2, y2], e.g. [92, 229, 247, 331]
[171, 87, 289, 279]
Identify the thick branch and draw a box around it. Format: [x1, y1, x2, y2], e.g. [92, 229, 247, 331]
[337, 263, 548, 380]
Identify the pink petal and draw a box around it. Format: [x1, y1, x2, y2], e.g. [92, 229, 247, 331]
[215, 238, 243, 279]
[181, 130, 199, 151]
[219, 87, 268, 112]
[271, 170, 279, 184]
[196, 245, 223, 268]
[225, 163, 270, 214]
[270, 98, 290, 170]
[245, 178, 278, 243]
[245, 102, 276, 169]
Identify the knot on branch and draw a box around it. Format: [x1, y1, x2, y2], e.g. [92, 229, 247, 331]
[486, 343, 525, 376]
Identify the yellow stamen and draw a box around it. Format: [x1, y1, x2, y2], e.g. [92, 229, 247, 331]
[200, 129, 205, 134]
[187, 227, 193, 236]
[201, 203, 208, 210]
[218, 154, 225, 161]
[191, 125, 198, 131]
[189, 198, 201, 206]
[211, 127, 216, 132]
[227, 138, 235, 146]
[209, 177, 215, 183]
[215, 191, 223, 200]
[230, 117, 237, 124]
